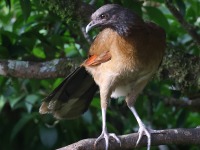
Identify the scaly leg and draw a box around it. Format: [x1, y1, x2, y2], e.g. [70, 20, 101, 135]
[128, 106, 151, 150]
[94, 108, 121, 150]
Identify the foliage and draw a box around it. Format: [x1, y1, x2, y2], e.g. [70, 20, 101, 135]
[40, 0, 80, 22]
[0, 0, 199, 150]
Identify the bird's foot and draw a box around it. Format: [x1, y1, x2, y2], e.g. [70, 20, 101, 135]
[94, 131, 121, 150]
[136, 124, 151, 150]
[136, 125, 166, 150]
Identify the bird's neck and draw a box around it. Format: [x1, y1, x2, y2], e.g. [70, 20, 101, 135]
[112, 20, 145, 37]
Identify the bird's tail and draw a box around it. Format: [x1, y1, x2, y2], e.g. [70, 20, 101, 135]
[39, 66, 98, 119]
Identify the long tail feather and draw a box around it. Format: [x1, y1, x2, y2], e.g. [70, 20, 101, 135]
[39, 66, 98, 119]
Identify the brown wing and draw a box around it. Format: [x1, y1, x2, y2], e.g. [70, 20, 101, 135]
[84, 51, 111, 66]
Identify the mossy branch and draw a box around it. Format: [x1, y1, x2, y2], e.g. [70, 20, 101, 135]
[158, 45, 200, 92]
[40, 0, 95, 23]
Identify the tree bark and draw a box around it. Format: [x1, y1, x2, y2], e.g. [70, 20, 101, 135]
[0, 58, 80, 79]
[57, 128, 200, 150]
[1, 45, 199, 91]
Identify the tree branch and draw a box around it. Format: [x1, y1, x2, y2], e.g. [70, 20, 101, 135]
[165, 0, 200, 47]
[165, 98, 200, 107]
[157, 45, 200, 91]
[0, 58, 81, 79]
[0, 46, 199, 90]
[165, 97, 200, 111]
[57, 128, 200, 150]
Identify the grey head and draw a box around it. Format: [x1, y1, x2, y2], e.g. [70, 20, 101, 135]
[86, 4, 144, 36]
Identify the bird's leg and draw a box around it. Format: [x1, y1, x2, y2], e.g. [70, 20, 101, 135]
[94, 107, 121, 150]
[128, 106, 151, 150]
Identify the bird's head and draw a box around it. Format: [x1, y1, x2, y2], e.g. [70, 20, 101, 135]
[86, 4, 144, 36]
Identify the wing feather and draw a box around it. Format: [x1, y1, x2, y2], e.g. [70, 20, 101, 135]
[84, 51, 111, 66]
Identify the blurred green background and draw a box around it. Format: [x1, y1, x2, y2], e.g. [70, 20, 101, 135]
[0, 0, 199, 150]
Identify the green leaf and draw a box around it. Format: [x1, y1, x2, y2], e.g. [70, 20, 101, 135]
[0, 96, 6, 112]
[186, 112, 200, 126]
[64, 43, 79, 57]
[82, 110, 92, 124]
[144, 6, 170, 31]
[11, 113, 37, 141]
[0, 46, 9, 58]
[91, 97, 100, 109]
[25, 94, 39, 113]
[20, 0, 31, 20]
[1, 33, 12, 48]
[13, 15, 24, 32]
[175, 0, 186, 16]
[53, 78, 63, 89]
[122, 0, 143, 16]
[5, 0, 11, 9]
[39, 125, 58, 148]
[9, 94, 25, 108]
[32, 47, 46, 58]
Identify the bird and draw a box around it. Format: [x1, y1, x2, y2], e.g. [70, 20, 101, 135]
[39, 4, 166, 150]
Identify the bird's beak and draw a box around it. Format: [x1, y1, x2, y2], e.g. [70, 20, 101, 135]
[86, 21, 98, 33]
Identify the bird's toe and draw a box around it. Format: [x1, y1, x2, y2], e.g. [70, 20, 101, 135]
[109, 133, 121, 146]
[136, 125, 151, 150]
[94, 132, 121, 150]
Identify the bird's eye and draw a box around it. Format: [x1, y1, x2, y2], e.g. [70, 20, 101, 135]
[100, 14, 107, 19]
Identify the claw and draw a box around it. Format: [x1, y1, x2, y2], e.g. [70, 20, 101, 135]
[128, 106, 166, 150]
[109, 133, 121, 146]
[94, 131, 121, 150]
[135, 126, 166, 150]
[136, 124, 151, 150]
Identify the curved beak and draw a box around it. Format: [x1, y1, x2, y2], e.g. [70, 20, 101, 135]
[86, 21, 98, 33]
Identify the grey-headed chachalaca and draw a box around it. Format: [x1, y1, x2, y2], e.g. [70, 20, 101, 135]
[39, 4, 166, 150]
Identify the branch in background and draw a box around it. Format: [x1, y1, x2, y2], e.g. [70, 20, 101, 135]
[157, 45, 200, 91]
[78, 2, 95, 21]
[57, 128, 200, 150]
[0, 47, 199, 90]
[165, 97, 200, 111]
[0, 58, 81, 79]
[165, 0, 200, 47]
[42, 0, 95, 23]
